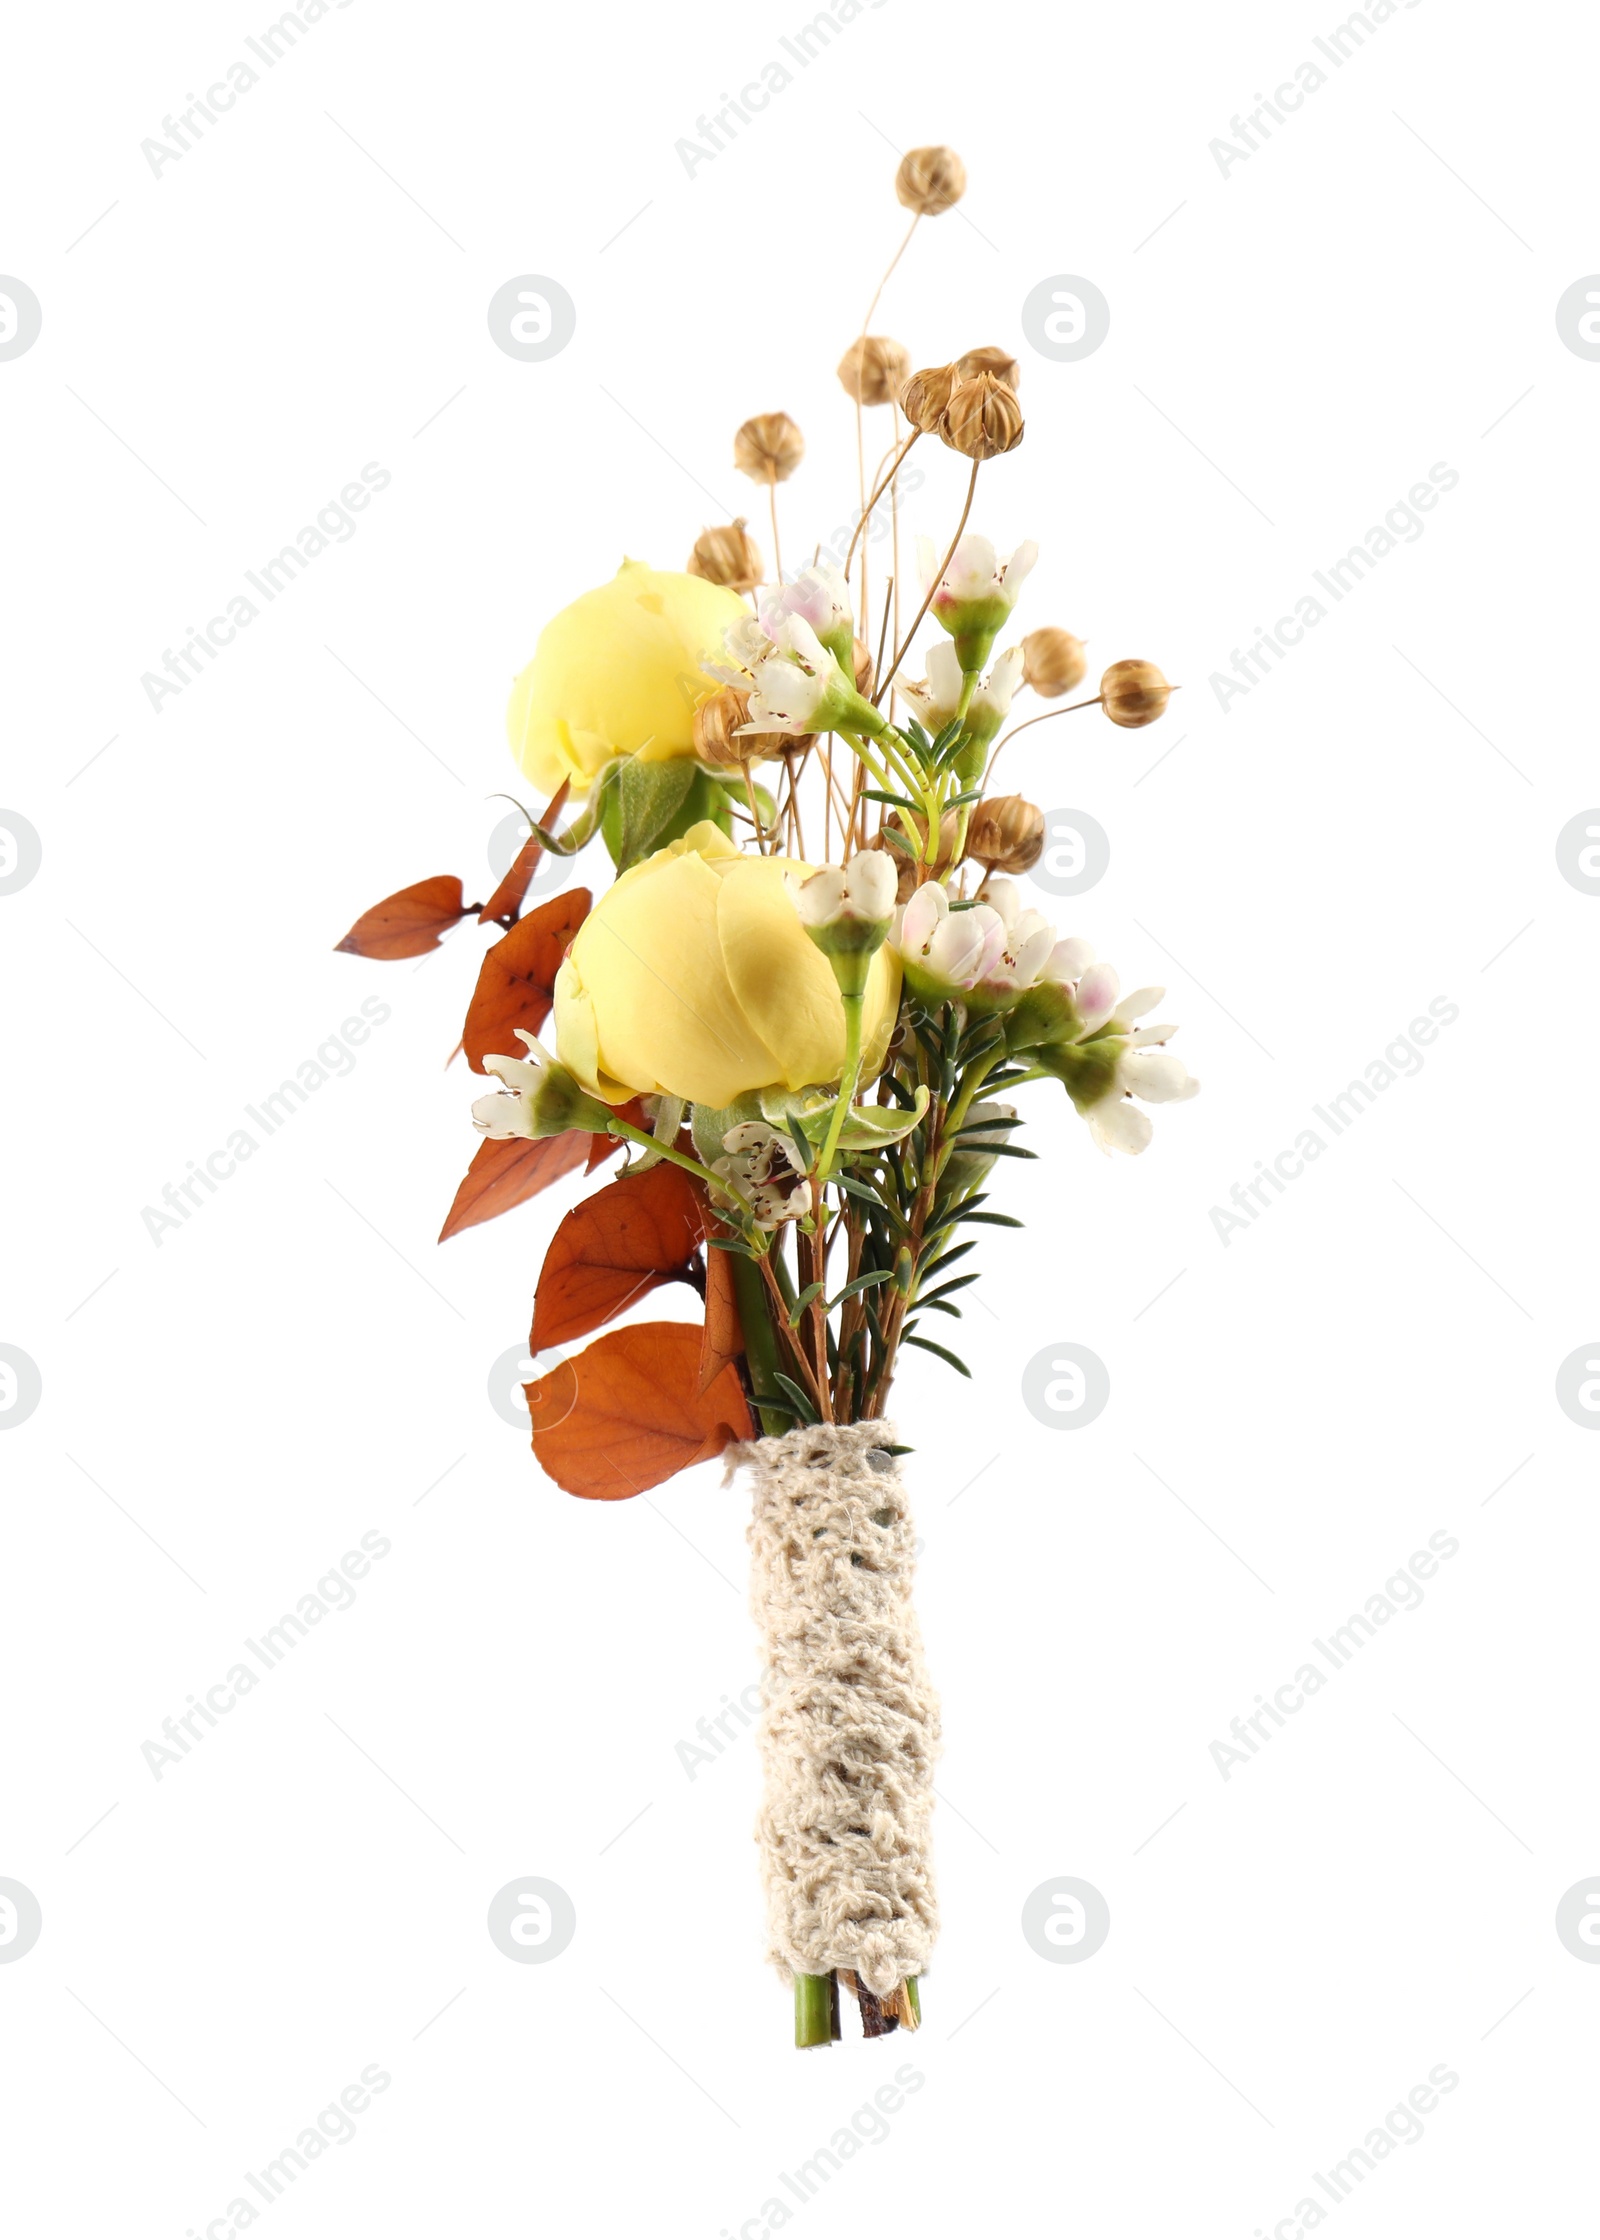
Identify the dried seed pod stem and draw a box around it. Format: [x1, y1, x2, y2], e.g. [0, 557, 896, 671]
[875, 458, 981, 704]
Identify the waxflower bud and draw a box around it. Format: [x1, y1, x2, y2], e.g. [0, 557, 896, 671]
[957, 344, 1021, 391]
[837, 335, 911, 407]
[693, 685, 794, 766]
[1022, 627, 1087, 698]
[734, 412, 804, 484]
[899, 363, 957, 433]
[792, 855, 898, 994]
[939, 373, 1024, 461]
[895, 145, 967, 216]
[687, 519, 763, 593]
[858, 832, 918, 905]
[966, 794, 1045, 875]
[1100, 658, 1172, 728]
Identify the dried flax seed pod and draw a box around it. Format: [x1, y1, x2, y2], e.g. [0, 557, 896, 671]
[693, 686, 794, 766]
[1100, 659, 1172, 728]
[939, 373, 1024, 461]
[899, 363, 957, 433]
[734, 412, 804, 484]
[965, 795, 1045, 875]
[1022, 627, 1087, 698]
[895, 145, 967, 216]
[688, 519, 764, 593]
[956, 344, 1021, 392]
[838, 335, 912, 407]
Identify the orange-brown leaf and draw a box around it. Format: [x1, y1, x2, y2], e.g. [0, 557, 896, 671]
[479, 782, 571, 925]
[531, 1162, 704, 1350]
[336, 875, 470, 960]
[699, 1223, 745, 1393]
[531, 1322, 752, 1499]
[462, 888, 591, 1073]
[438, 1130, 591, 1241]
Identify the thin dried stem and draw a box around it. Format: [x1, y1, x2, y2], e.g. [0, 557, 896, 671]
[875, 458, 980, 705]
[843, 430, 919, 580]
[767, 467, 783, 582]
[742, 764, 771, 854]
[981, 693, 1105, 791]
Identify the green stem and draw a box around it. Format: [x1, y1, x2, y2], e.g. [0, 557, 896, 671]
[607, 1118, 754, 1217]
[815, 995, 865, 1184]
[729, 1252, 789, 1439]
[795, 1972, 834, 2049]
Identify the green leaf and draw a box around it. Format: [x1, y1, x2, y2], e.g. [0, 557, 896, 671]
[828, 1269, 893, 1309]
[787, 1281, 824, 1327]
[878, 825, 915, 856]
[922, 1238, 976, 1282]
[832, 1173, 891, 1210]
[823, 1085, 930, 1151]
[958, 1209, 1024, 1228]
[773, 1372, 820, 1424]
[748, 1389, 805, 1420]
[920, 1271, 980, 1306]
[902, 1332, 972, 1376]
[952, 1114, 1022, 1141]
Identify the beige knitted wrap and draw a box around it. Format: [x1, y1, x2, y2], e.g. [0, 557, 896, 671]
[735, 1419, 940, 1996]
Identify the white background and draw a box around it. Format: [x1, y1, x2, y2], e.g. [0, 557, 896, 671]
[3, 1, 1598, 2233]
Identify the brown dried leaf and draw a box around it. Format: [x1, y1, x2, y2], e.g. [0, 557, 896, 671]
[462, 887, 591, 1073]
[335, 875, 471, 960]
[531, 1162, 704, 1350]
[531, 1322, 752, 1499]
[437, 1131, 591, 1242]
[699, 1221, 745, 1393]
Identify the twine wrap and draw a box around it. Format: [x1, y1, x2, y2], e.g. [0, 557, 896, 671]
[736, 1420, 940, 1995]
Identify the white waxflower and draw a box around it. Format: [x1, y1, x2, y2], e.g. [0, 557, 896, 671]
[792, 851, 899, 932]
[893, 881, 1007, 995]
[470, 1030, 608, 1141]
[712, 1122, 814, 1230]
[894, 641, 1024, 745]
[968, 877, 1057, 998]
[918, 533, 1038, 628]
[709, 614, 888, 741]
[759, 563, 855, 662]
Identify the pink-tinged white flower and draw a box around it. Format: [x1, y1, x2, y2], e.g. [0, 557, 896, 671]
[894, 641, 1024, 745]
[894, 881, 1007, 997]
[967, 877, 1057, 1000]
[915, 534, 1039, 672]
[708, 612, 889, 741]
[759, 563, 855, 665]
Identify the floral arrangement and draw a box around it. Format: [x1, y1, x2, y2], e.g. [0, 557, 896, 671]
[338, 143, 1197, 2047]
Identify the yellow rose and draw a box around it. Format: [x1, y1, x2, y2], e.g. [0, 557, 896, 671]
[554, 823, 902, 1109]
[507, 559, 749, 796]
